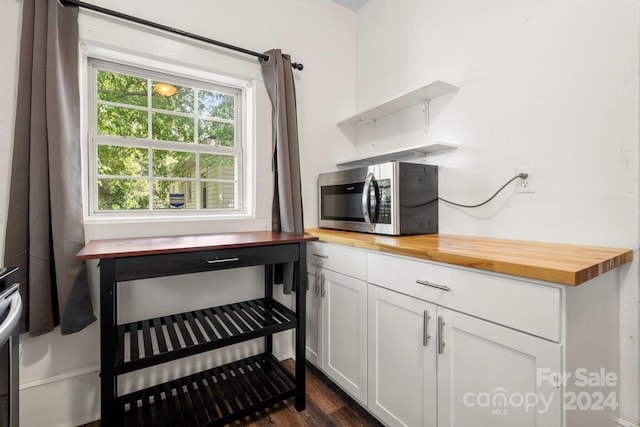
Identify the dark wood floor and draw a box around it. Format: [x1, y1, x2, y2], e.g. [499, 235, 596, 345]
[79, 359, 382, 426]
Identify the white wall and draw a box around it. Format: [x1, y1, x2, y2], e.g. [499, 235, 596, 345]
[0, 0, 22, 267]
[354, 0, 640, 424]
[0, 1, 356, 426]
[4, 0, 638, 425]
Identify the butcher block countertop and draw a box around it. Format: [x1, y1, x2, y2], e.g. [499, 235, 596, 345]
[304, 228, 633, 286]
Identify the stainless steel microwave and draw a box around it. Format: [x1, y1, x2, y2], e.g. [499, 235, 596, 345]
[318, 161, 438, 235]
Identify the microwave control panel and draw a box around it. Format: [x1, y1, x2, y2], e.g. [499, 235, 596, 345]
[377, 179, 391, 224]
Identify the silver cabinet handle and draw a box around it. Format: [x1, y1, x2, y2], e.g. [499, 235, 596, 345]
[437, 316, 446, 354]
[416, 279, 451, 292]
[312, 253, 328, 259]
[206, 257, 239, 264]
[321, 273, 327, 297]
[423, 310, 431, 346]
[314, 269, 321, 295]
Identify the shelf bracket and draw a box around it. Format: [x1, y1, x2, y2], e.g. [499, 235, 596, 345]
[370, 119, 377, 148]
[421, 99, 430, 134]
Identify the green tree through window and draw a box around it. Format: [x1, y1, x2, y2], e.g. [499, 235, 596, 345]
[91, 62, 241, 213]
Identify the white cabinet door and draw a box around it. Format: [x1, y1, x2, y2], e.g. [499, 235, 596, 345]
[321, 269, 368, 404]
[368, 285, 437, 427]
[305, 264, 321, 366]
[437, 307, 562, 427]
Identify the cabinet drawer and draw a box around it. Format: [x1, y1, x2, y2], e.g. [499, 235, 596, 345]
[367, 252, 561, 342]
[308, 242, 366, 280]
[115, 244, 300, 281]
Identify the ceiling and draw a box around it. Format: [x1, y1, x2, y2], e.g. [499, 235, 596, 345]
[329, 0, 368, 11]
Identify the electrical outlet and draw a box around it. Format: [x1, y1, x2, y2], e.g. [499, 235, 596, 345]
[516, 167, 536, 193]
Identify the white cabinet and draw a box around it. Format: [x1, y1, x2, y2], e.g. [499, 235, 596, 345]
[305, 263, 321, 366]
[368, 284, 561, 427]
[368, 284, 437, 427]
[309, 240, 619, 427]
[367, 251, 561, 342]
[307, 242, 368, 404]
[322, 269, 368, 403]
[437, 307, 561, 427]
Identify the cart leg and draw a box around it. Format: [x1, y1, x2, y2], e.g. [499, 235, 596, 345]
[295, 245, 307, 411]
[264, 264, 273, 355]
[100, 258, 117, 426]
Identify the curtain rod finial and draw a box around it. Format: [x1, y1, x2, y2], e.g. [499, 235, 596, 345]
[292, 62, 304, 71]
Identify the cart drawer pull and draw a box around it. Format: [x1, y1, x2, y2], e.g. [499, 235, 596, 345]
[312, 253, 328, 259]
[416, 279, 451, 292]
[207, 257, 240, 264]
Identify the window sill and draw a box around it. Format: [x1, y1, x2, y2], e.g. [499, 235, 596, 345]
[83, 212, 254, 225]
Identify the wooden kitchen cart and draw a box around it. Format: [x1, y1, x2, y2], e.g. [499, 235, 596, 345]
[77, 231, 318, 427]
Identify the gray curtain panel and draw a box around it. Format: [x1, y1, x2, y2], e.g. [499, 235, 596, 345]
[260, 49, 304, 294]
[4, 0, 96, 336]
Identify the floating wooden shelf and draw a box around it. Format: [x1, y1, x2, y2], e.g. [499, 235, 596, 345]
[338, 80, 458, 128]
[336, 142, 457, 168]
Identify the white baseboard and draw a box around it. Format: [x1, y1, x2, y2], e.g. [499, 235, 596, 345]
[619, 417, 640, 427]
[19, 364, 100, 390]
[19, 367, 100, 427]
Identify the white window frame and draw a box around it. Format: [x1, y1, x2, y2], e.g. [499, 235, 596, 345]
[84, 54, 254, 220]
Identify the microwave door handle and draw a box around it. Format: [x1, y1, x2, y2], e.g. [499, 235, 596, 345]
[362, 172, 375, 232]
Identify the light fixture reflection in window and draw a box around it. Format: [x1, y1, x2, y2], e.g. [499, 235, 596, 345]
[154, 82, 177, 97]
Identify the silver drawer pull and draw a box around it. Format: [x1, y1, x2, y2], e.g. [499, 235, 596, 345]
[313, 253, 328, 259]
[416, 279, 451, 292]
[206, 257, 239, 264]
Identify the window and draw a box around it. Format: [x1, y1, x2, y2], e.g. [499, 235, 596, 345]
[87, 59, 247, 216]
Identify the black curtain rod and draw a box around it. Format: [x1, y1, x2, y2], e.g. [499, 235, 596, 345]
[59, 0, 303, 71]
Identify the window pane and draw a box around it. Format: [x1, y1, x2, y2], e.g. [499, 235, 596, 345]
[98, 145, 148, 177]
[152, 112, 194, 142]
[98, 105, 148, 138]
[198, 120, 235, 147]
[90, 60, 246, 216]
[153, 181, 194, 209]
[202, 182, 235, 209]
[98, 178, 149, 210]
[152, 82, 194, 113]
[198, 90, 234, 119]
[200, 154, 235, 179]
[152, 150, 196, 178]
[97, 70, 147, 107]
